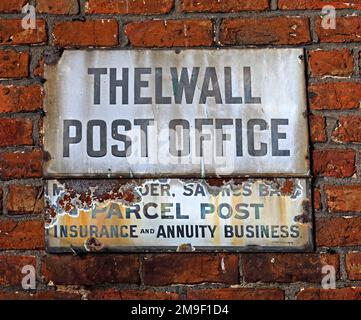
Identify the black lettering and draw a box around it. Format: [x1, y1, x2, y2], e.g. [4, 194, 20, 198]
[225, 67, 242, 104]
[199, 67, 222, 104]
[271, 118, 290, 157]
[155, 68, 171, 104]
[87, 120, 107, 157]
[244, 67, 261, 104]
[247, 119, 267, 157]
[110, 68, 129, 104]
[171, 67, 199, 104]
[63, 120, 82, 157]
[169, 119, 190, 157]
[134, 68, 152, 104]
[112, 119, 131, 157]
[88, 68, 107, 105]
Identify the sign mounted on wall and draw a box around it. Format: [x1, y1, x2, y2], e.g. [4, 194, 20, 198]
[43, 49, 312, 252]
[43, 49, 309, 178]
[45, 178, 312, 252]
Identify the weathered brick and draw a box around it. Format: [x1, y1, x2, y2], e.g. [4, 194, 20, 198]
[86, 0, 173, 14]
[143, 254, 239, 285]
[219, 17, 311, 45]
[179, 0, 269, 12]
[332, 116, 361, 143]
[316, 17, 361, 43]
[316, 217, 361, 247]
[310, 114, 327, 143]
[37, 0, 79, 14]
[346, 252, 361, 280]
[88, 289, 180, 300]
[0, 219, 44, 249]
[242, 253, 339, 283]
[0, 85, 43, 113]
[309, 82, 361, 110]
[0, 290, 81, 300]
[308, 49, 354, 77]
[6, 185, 43, 215]
[125, 20, 213, 47]
[312, 149, 356, 178]
[52, 20, 118, 47]
[187, 288, 284, 300]
[0, 19, 46, 45]
[33, 58, 44, 77]
[325, 185, 361, 213]
[298, 287, 361, 300]
[0, 119, 33, 147]
[0, 0, 27, 13]
[0, 149, 43, 180]
[0, 255, 36, 285]
[314, 188, 321, 211]
[0, 187, 3, 213]
[0, 51, 29, 78]
[279, 0, 361, 9]
[42, 255, 140, 285]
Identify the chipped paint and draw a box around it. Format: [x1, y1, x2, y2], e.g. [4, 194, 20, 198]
[45, 178, 313, 252]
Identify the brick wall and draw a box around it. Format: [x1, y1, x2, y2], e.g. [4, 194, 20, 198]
[0, 0, 361, 300]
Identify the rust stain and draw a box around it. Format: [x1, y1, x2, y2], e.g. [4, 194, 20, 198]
[45, 178, 312, 252]
[294, 200, 312, 224]
[85, 237, 104, 252]
[280, 179, 294, 195]
[177, 243, 194, 252]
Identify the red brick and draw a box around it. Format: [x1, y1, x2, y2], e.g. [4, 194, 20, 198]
[0, 19, 46, 45]
[179, 0, 269, 12]
[6, 185, 43, 215]
[312, 149, 356, 178]
[0, 219, 44, 249]
[314, 188, 321, 211]
[125, 20, 213, 47]
[298, 287, 361, 300]
[308, 49, 354, 77]
[332, 116, 361, 143]
[88, 289, 180, 300]
[187, 288, 284, 300]
[0, 119, 33, 147]
[86, 0, 173, 14]
[0, 255, 36, 285]
[0, 149, 43, 180]
[316, 217, 361, 247]
[52, 20, 118, 47]
[279, 0, 361, 9]
[33, 58, 44, 77]
[0, 0, 27, 13]
[42, 255, 140, 285]
[316, 17, 361, 43]
[37, 0, 79, 14]
[0, 85, 43, 113]
[0, 187, 3, 213]
[325, 185, 361, 213]
[143, 254, 238, 285]
[346, 252, 361, 280]
[242, 253, 339, 283]
[219, 17, 311, 45]
[309, 82, 361, 110]
[310, 114, 327, 143]
[0, 51, 29, 78]
[0, 290, 82, 300]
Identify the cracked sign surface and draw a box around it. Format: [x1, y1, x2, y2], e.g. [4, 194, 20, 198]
[45, 179, 312, 252]
[43, 49, 309, 177]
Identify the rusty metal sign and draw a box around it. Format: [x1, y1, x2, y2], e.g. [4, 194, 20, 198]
[45, 178, 313, 252]
[43, 49, 309, 178]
